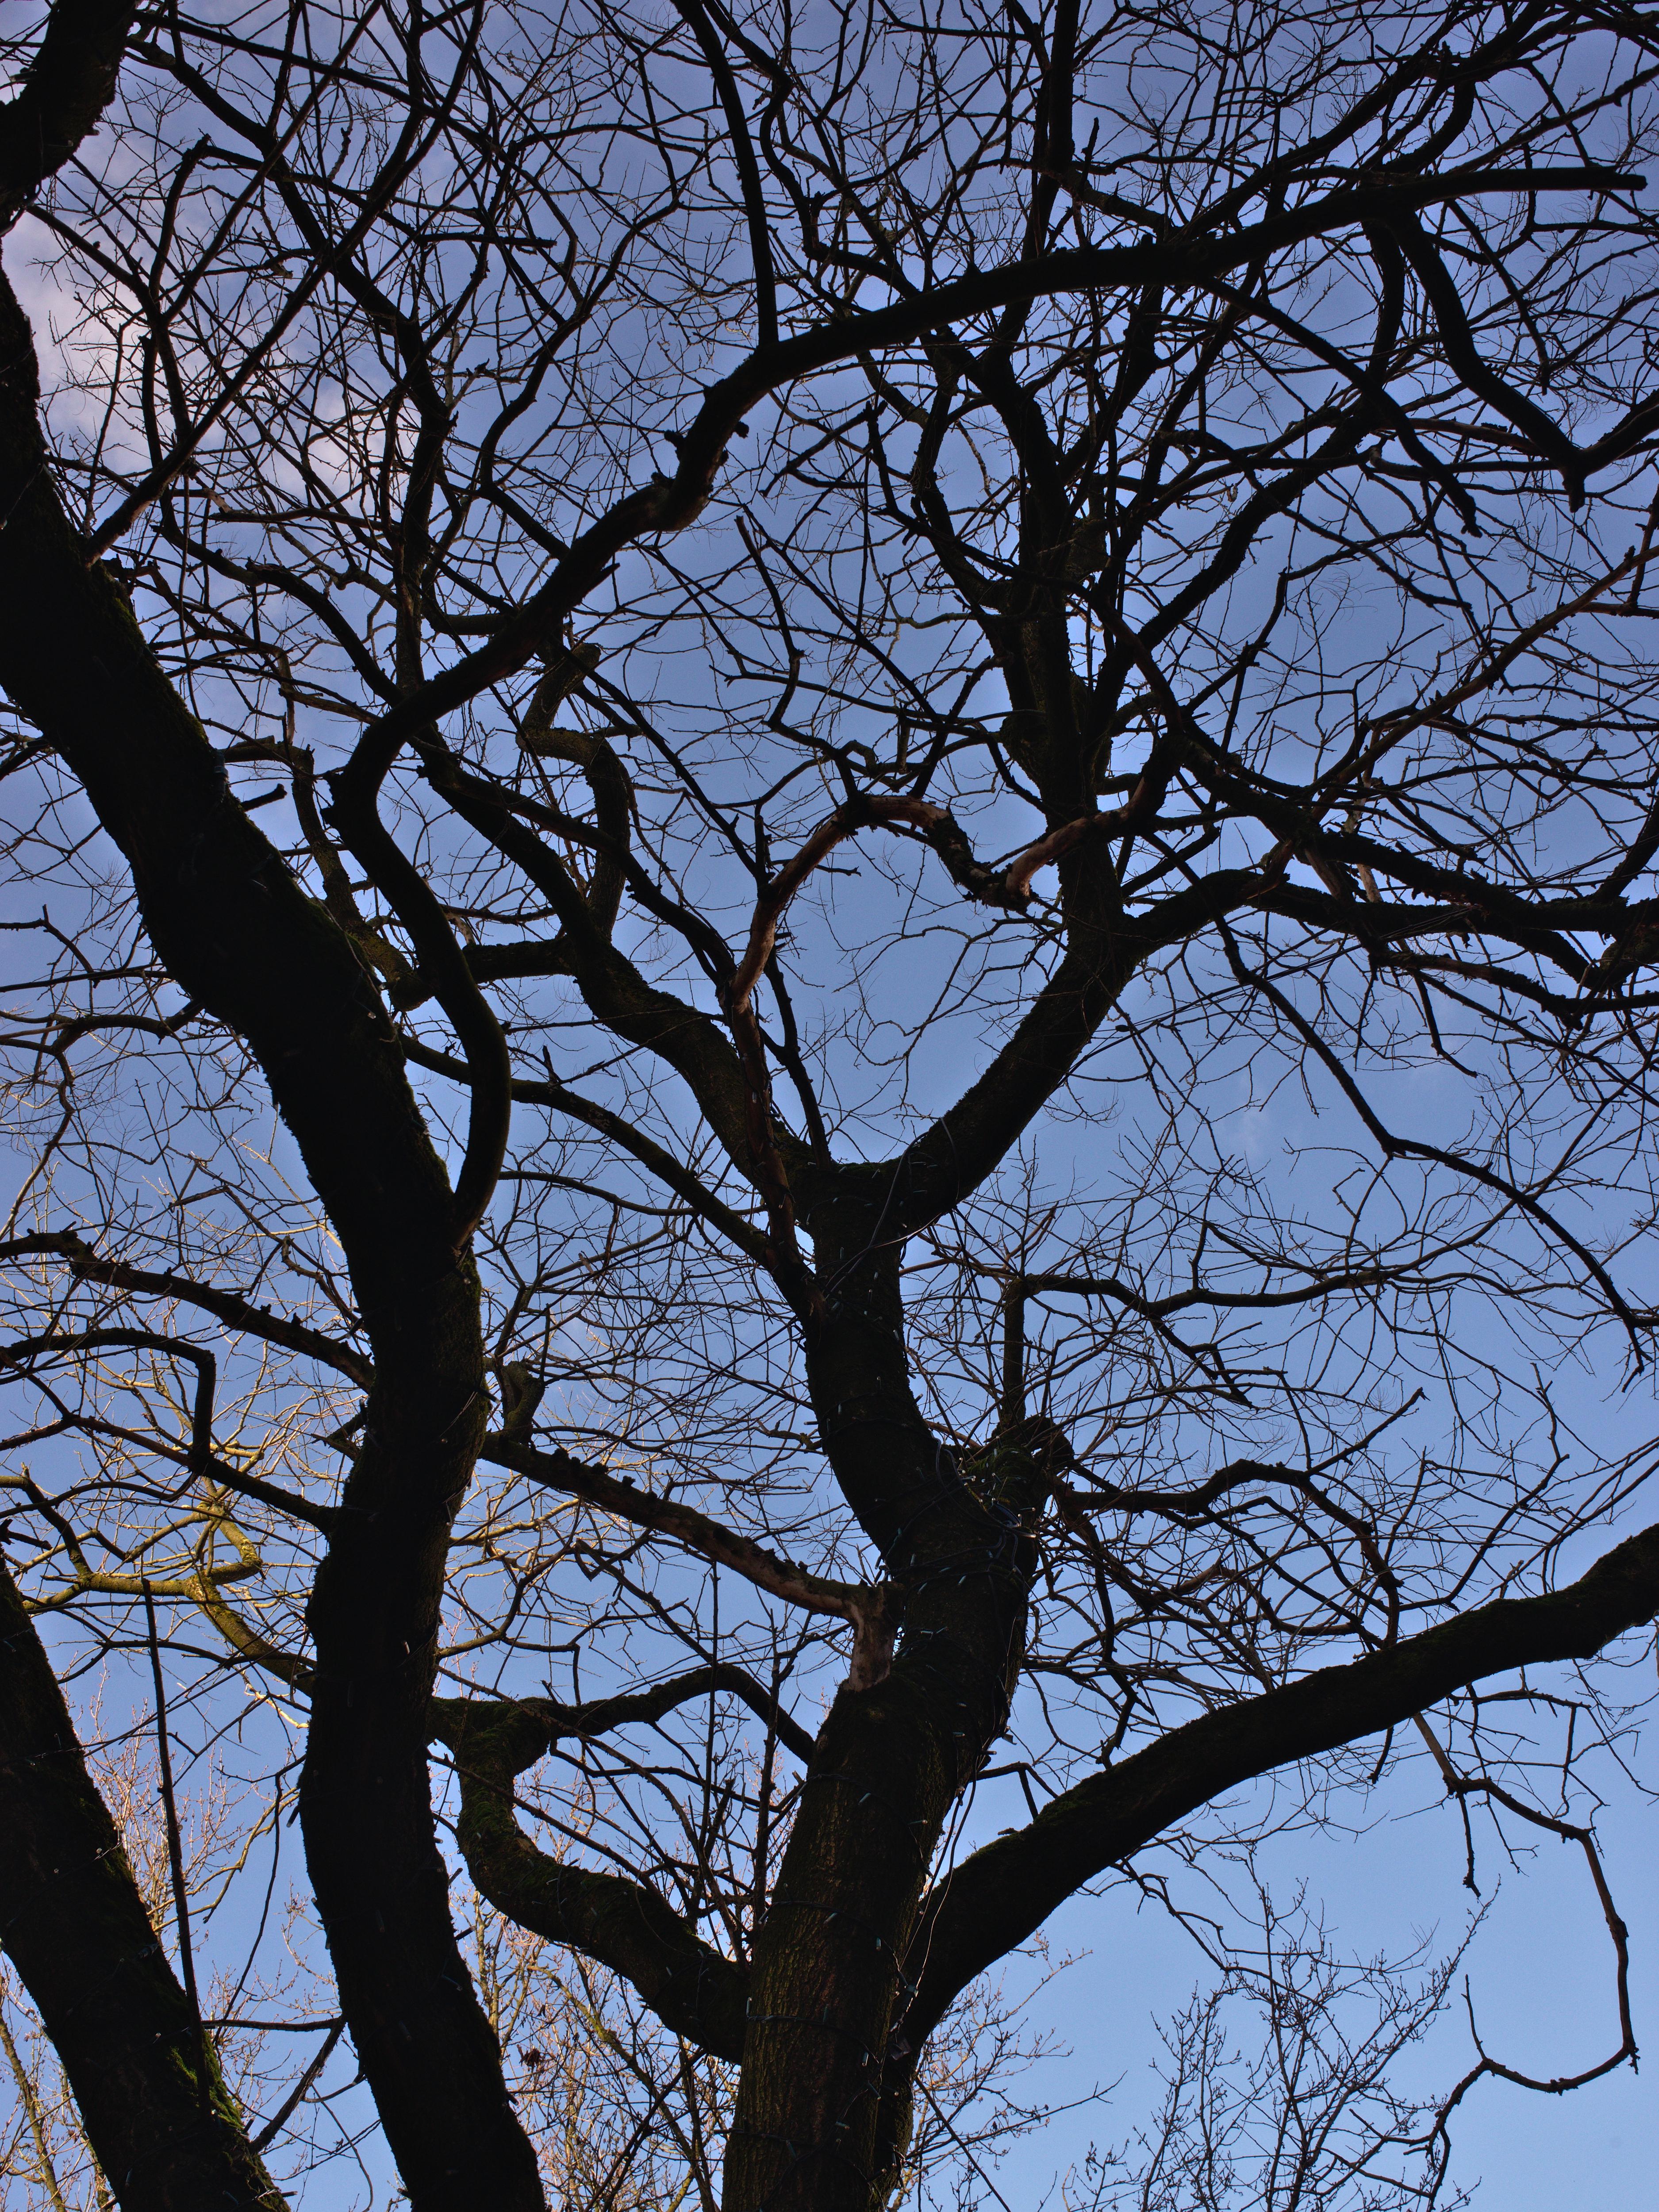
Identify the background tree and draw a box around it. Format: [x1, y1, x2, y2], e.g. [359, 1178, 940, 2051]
[0, 2, 1657, 2208]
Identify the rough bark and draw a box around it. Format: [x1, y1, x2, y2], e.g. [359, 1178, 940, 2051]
[435, 1677, 766, 2061]
[3, 14, 1657, 2212]
[0, 0, 135, 233]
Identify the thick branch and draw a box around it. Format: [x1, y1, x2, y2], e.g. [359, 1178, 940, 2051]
[900, 1517, 1659, 2047]
[432, 1679, 756, 2057]
[434, 1661, 814, 1767]
[0, 260, 545, 2212]
[886, 866, 1265, 1229]
[415, 746, 769, 1188]
[669, 0, 777, 347]
[0, 0, 134, 231]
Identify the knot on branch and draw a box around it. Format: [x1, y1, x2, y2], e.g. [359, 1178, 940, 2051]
[845, 1584, 899, 1693]
[494, 1360, 546, 1442]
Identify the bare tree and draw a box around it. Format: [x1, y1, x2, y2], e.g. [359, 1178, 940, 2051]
[0, 3, 1657, 2209]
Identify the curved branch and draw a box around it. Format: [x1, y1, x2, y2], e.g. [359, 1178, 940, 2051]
[0, 1325, 339, 1532]
[669, 0, 777, 347]
[1390, 211, 1658, 503]
[412, 745, 767, 1188]
[0, 1229, 374, 1386]
[885, 864, 1267, 1229]
[325, 775, 512, 1250]
[727, 799, 950, 1013]
[433, 1663, 813, 1778]
[899, 1516, 1659, 2050]
[331, 166, 1639, 802]
[0, 267, 549, 2207]
[399, 1036, 781, 1277]
[431, 1686, 752, 2057]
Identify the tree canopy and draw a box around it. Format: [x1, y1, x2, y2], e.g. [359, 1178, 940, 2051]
[0, 3, 1657, 2208]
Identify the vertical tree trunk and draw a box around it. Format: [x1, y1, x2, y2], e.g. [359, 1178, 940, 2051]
[726, 1679, 946, 2212]
[300, 1282, 545, 2209]
[726, 1190, 1039, 2212]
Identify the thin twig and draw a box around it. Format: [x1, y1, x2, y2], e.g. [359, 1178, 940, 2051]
[142, 1580, 213, 2118]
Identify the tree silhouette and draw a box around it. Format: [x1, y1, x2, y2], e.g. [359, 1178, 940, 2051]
[0, 4, 1656, 2208]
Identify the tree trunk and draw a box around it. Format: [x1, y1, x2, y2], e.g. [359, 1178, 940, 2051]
[726, 1190, 1039, 2212]
[0, 269, 545, 2212]
[0, 1560, 285, 2212]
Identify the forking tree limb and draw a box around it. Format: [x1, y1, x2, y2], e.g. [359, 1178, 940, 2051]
[899, 1517, 1659, 2054]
